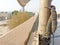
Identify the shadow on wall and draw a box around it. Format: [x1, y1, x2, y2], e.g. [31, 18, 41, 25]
[31, 14, 39, 32]
[26, 15, 39, 45]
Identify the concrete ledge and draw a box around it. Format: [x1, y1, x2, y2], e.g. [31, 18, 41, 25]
[0, 15, 38, 45]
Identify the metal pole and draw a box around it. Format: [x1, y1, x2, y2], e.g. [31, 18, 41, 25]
[23, 7, 24, 12]
[53, 33, 55, 45]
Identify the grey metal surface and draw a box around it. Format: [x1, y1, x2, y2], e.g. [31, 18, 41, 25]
[50, 21, 60, 45]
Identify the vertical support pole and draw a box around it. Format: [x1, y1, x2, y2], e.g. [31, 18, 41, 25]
[38, 0, 52, 45]
[23, 7, 24, 12]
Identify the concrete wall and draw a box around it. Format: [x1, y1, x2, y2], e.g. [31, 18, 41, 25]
[0, 15, 38, 45]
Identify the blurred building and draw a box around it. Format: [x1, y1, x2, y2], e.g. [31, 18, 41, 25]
[58, 14, 60, 19]
[0, 12, 12, 21]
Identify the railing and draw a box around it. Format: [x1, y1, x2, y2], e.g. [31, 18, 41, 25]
[27, 15, 39, 45]
[0, 15, 38, 45]
[50, 22, 60, 45]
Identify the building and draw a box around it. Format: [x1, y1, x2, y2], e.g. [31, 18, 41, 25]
[0, 12, 12, 21]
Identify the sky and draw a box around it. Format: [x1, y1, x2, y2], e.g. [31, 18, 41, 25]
[0, 0, 60, 13]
